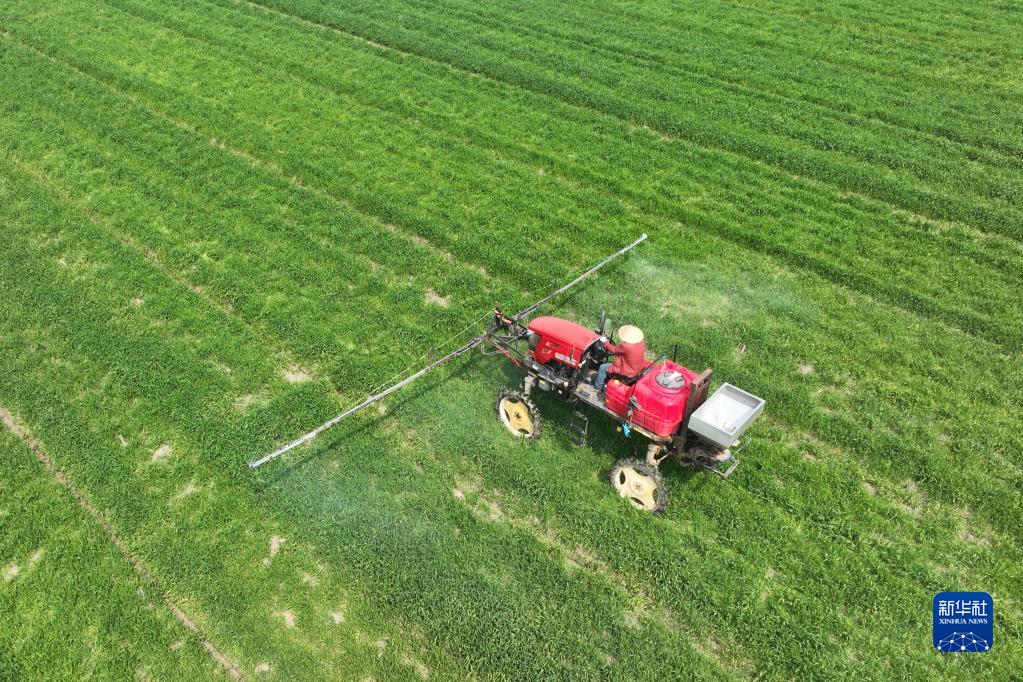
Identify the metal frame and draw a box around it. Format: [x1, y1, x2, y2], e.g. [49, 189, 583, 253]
[489, 320, 727, 458]
[249, 233, 648, 468]
[250, 227, 750, 486]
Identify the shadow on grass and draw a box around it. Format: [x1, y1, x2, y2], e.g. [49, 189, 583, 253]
[249, 350, 495, 489]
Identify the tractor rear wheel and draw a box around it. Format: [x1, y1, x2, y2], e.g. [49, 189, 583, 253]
[609, 458, 668, 514]
[496, 388, 542, 439]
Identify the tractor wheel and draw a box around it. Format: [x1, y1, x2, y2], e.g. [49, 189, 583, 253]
[609, 458, 668, 514]
[496, 387, 542, 440]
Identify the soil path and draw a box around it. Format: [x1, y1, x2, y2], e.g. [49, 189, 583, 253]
[0, 406, 244, 680]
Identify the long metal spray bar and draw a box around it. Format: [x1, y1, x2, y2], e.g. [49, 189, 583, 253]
[512, 232, 647, 320]
[248, 233, 647, 469]
[248, 336, 485, 468]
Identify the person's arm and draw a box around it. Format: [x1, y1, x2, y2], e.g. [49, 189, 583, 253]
[602, 338, 619, 354]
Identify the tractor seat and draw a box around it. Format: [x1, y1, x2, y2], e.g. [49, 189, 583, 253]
[611, 360, 654, 387]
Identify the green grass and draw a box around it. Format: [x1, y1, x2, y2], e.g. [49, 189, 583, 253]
[0, 0, 1020, 678]
[0, 428, 221, 679]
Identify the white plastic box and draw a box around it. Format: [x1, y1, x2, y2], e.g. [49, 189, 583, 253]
[688, 383, 765, 449]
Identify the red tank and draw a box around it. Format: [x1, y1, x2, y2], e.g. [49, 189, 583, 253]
[604, 360, 697, 437]
[527, 316, 601, 368]
[604, 376, 634, 416]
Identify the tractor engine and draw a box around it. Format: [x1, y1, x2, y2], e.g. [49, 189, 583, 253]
[526, 316, 601, 373]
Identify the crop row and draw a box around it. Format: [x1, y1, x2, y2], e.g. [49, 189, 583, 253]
[168, 0, 1023, 278]
[432, 0, 1023, 110]
[3, 4, 1022, 352]
[0, 431, 221, 679]
[3, 0, 1018, 527]
[3, 148, 1018, 677]
[369, 0, 1023, 155]
[0, 44, 535, 390]
[1, 20, 1014, 531]
[567, 0, 1023, 78]
[0, 158, 726, 678]
[2, 32, 1020, 542]
[241, 0, 1023, 227]
[729, 0, 1023, 63]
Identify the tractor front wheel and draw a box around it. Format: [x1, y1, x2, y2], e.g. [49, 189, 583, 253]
[609, 458, 668, 514]
[496, 388, 542, 440]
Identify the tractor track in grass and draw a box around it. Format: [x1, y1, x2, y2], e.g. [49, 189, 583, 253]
[456, 487, 754, 675]
[4, 26, 1018, 353]
[0, 406, 244, 680]
[194, 0, 1023, 257]
[2, 31, 533, 370]
[367, 0, 1023, 168]
[0, 33, 520, 300]
[106, 0, 1023, 285]
[238, 0, 1023, 237]
[452, 443, 994, 674]
[566, 0, 1023, 96]
[398, 403, 971, 675]
[0, 151, 331, 392]
[728, 0, 1023, 65]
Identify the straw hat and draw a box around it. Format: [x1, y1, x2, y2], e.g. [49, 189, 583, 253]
[618, 325, 644, 344]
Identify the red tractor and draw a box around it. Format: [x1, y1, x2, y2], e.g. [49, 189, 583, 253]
[251, 234, 764, 516]
[488, 310, 765, 513]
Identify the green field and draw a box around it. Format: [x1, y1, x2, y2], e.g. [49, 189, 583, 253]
[1, 0, 1021, 678]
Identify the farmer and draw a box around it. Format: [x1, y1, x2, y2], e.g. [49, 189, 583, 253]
[596, 325, 646, 391]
